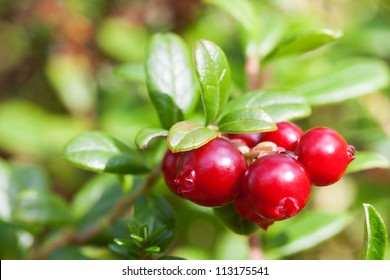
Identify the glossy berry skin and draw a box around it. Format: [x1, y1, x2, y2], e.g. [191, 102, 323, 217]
[164, 138, 248, 207]
[226, 133, 262, 148]
[233, 197, 274, 230]
[162, 150, 184, 198]
[296, 127, 356, 186]
[241, 154, 311, 221]
[260, 122, 303, 151]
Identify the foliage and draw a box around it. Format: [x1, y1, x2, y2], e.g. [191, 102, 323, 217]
[0, 0, 390, 260]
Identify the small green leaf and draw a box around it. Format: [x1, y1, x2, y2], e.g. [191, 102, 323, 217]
[135, 128, 168, 150]
[347, 151, 390, 174]
[13, 191, 71, 226]
[144, 246, 161, 254]
[262, 211, 351, 259]
[264, 29, 342, 62]
[220, 90, 311, 122]
[64, 131, 150, 174]
[294, 59, 390, 105]
[167, 121, 218, 152]
[218, 108, 276, 133]
[213, 204, 258, 235]
[146, 33, 199, 129]
[114, 63, 145, 84]
[362, 204, 388, 260]
[193, 39, 231, 125]
[0, 221, 20, 259]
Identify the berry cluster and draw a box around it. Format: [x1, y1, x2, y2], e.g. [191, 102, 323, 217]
[162, 122, 356, 231]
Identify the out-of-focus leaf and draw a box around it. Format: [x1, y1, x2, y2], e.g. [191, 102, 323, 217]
[215, 231, 249, 260]
[193, 39, 231, 125]
[135, 128, 168, 150]
[48, 246, 91, 260]
[146, 33, 199, 129]
[114, 63, 146, 84]
[167, 121, 218, 152]
[13, 191, 71, 226]
[264, 29, 342, 62]
[220, 90, 311, 122]
[46, 53, 96, 116]
[0, 100, 87, 157]
[64, 131, 150, 174]
[362, 204, 388, 260]
[218, 108, 275, 133]
[0, 220, 20, 259]
[347, 151, 390, 173]
[0, 160, 11, 220]
[294, 59, 390, 105]
[96, 18, 148, 62]
[204, 0, 257, 39]
[71, 174, 125, 230]
[213, 204, 258, 235]
[262, 211, 351, 259]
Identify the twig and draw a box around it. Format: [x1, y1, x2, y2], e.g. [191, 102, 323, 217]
[248, 232, 264, 260]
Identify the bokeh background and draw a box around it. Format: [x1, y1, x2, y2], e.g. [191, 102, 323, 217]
[1, 0, 390, 260]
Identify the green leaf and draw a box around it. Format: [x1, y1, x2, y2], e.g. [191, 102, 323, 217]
[218, 108, 276, 133]
[294, 59, 390, 105]
[71, 174, 124, 231]
[347, 151, 390, 174]
[264, 29, 342, 62]
[146, 33, 199, 129]
[114, 63, 146, 84]
[262, 211, 351, 259]
[0, 221, 20, 259]
[193, 39, 231, 125]
[220, 90, 311, 122]
[13, 191, 71, 226]
[213, 204, 258, 235]
[133, 194, 175, 251]
[64, 131, 150, 174]
[362, 204, 388, 260]
[167, 121, 219, 152]
[135, 128, 168, 151]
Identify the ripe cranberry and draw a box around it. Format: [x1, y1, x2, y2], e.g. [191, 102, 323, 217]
[162, 150, 184, 198]
[260, 122, 303, 151]
[296, 127, 356, 186]
[163, 138, 248, 207]
[233, 197, 274, 230]
[241, 154, 311, 221]
[226, 133, 262, 148]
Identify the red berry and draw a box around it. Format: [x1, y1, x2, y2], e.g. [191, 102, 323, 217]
[162, 150, 184, 197]
[241, 154, 311, 221]
[164, 138, 248, 207]
[226, 133, 262, 148]
[296, 127, 356, 186]
[260, 122, 303, 151]
[233, 197, 274, 230]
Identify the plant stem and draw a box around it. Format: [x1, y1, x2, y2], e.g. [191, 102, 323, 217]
[248, 232, 265, 260]
[29, 166, 162, 259]
[245, 54, 261, 90]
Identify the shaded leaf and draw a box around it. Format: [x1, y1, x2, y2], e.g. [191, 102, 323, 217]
[146, 33, 199, 129]
[167, 121, 218, 152]
[265, 29, 342, 62]
[193, 39, 231, 125]
[220, 90, 311, 122]
[294, 59, 390, 105]
[64, 131, 150, 174]
[0, 221, 20, 259]
[218, 108, 276, 133]
[135, 128, 168, 150]
[262, 211, 351, 259]
[347, 151, 390, 174]
[213, 204, 258, 235]
[362, 204, 388, 260]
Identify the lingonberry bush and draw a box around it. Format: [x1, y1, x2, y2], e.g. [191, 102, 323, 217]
[1, 0, 390, 260]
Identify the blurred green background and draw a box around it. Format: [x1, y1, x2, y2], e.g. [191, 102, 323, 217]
[1, 0, 390, 260]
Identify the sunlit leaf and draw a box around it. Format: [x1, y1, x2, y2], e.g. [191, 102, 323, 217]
[135, 128, 168, 151]
[347, 151, 390, 173]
